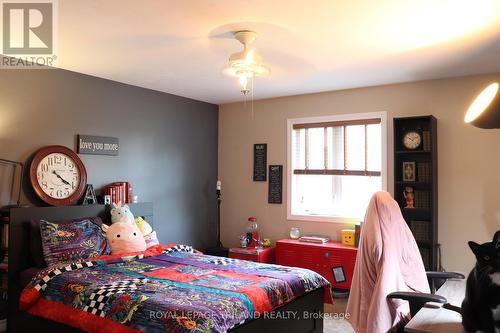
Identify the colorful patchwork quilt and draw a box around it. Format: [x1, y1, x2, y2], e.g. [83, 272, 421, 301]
[20, 244, 329, 333]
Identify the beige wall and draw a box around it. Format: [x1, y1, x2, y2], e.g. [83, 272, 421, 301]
[218, 73, 500, 272]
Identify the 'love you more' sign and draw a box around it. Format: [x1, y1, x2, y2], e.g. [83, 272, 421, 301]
[77, 135, 119, 156]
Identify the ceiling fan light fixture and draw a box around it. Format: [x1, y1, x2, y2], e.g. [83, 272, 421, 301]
[238, 73, 250, 95]
[223, 30, 269, 95]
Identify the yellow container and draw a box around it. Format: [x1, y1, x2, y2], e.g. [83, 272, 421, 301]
[341, 229, 356, 246]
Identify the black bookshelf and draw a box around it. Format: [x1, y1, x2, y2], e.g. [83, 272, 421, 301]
[394, 116, 438, 270]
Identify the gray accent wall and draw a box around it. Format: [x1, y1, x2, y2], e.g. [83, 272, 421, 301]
[0, 67, 218, 249]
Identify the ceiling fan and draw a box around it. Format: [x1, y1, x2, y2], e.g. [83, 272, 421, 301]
[223, 30, 270, 95]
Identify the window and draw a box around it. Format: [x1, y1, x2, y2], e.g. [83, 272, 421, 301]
[287, 112, 387, 223]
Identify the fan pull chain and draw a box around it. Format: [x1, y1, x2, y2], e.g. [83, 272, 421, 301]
[251, 76, 255, 119]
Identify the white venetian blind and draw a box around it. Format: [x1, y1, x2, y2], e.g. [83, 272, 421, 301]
[292, 118, 381, 176]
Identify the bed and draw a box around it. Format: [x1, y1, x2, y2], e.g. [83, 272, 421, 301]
[9, 203, 327, 332]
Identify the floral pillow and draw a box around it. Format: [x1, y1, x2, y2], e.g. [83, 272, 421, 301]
[39, 219, 110, 267]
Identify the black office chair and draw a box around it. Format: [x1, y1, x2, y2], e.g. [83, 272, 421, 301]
[387, 271, 465, 317]
[347, 192, 465, 332]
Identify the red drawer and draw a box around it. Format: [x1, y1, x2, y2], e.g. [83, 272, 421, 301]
[276, 244, 322, 271]
[229, 252, 257, 262]
[321, 249, 357, 290]
[228, 247, 275, 263]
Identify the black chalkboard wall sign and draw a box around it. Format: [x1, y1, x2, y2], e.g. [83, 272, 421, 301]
[268, 165, 283, 204]
[253, 144, 267, 181]
[78, 135, 119, 156]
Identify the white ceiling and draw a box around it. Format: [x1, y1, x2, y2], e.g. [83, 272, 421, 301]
[55, 0, 500, 104]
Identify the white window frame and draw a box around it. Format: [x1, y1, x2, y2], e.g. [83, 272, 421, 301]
[286, 111, 388, 223]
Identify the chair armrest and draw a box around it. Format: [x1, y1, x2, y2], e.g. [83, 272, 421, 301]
[426, 271, 465, 293]
[387, 292, 447, 317]
[387, 291, 447, 304]
[426, 271, 465, 280]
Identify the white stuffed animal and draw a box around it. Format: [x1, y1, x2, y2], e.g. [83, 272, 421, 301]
[110, 203, 135, 224]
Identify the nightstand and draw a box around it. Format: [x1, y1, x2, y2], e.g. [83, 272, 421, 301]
[228, 247, 275, 263]
[204, 246, 229, 257]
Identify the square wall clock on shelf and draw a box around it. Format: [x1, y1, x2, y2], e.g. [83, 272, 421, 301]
[393, 115, 437, 271]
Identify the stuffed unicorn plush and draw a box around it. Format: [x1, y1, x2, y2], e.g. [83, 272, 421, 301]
[110, 203, 135, 224]
[102, 220, 147, 255]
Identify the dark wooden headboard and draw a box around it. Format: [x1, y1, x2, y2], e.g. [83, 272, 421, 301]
[8, 203, 153, 330]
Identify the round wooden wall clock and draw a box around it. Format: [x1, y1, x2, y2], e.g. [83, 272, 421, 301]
[29, 145, 87, 206]
[402, 130, 422, 150]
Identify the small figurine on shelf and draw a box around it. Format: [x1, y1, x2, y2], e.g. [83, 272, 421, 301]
[262, 238, 272, 248]
[403, 186, 415, 208]
[239, 235, 248, 248]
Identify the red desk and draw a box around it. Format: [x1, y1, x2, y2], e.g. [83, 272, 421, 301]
[276, 239, 358, 303]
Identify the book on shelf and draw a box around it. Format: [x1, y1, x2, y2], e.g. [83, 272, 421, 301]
[410, 220, 430, 242]
[298, 236, 330, 244]
[414, 190, 431, 209]
[102, 182, 130, 205]
[111, 182, 129, 204]
[417, 162, 431, 183]
[422, 131, 431, 151]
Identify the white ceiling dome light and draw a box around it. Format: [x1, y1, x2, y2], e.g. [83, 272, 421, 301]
[223, 30, 270, 95]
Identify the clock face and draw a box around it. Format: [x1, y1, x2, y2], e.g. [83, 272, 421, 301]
[30, 145, 87, 206]
[403, 131, 422, 150]
[36, 153, 80, 199]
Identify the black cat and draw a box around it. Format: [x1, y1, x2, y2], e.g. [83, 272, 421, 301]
[462, 231, 500, 333]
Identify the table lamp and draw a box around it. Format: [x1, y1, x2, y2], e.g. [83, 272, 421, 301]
[204, 180, 228, 257]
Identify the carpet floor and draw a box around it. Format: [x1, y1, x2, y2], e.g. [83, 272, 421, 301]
[324, 299, 354, 333]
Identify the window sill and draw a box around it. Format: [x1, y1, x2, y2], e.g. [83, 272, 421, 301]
[287, 213, 361, 224]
